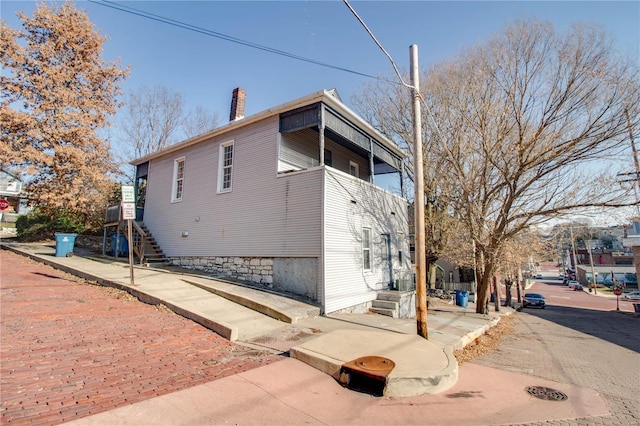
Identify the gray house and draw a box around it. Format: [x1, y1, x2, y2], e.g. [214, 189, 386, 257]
[130, 88, 411, 314]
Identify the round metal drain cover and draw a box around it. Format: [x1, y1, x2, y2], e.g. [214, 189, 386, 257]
[353, 356, 395, 372]
[526, 386, 568, 401]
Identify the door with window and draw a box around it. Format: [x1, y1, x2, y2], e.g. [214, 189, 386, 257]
[381, 233, 393, 289]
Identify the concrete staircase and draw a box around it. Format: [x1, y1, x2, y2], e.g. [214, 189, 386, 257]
[369, 292, 401, 318]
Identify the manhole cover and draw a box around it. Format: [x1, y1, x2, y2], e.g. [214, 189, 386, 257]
[526, 386, 568, 401]
[353, 356, 395, 372]
[339, 356, 395, 397]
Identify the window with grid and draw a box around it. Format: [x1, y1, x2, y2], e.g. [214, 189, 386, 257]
[349, 161, 359, 178]
[362, 227, 372, 270]
[218, 141, 234, 192]
[172, 157, 185, 202]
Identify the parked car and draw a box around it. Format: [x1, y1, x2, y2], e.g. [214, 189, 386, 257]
[568, 281, 580, 289]
[523, 293, 546, 308]
[535, 274, 543, 279]
[622, 291, 640, 301]
[573, 283, 583, 291]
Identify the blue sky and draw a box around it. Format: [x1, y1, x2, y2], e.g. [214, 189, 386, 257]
[3, 1, 639, 123]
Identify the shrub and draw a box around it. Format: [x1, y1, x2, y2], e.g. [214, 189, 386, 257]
[16, 209, 85, 242]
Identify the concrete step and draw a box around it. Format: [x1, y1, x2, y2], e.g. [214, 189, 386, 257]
[376, 291, 403, 302]
[369, 307, 398, 318]
[372, 300, 399, 310]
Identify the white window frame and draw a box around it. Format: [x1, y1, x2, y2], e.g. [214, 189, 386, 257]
[171, 156, 185, 203]
[217, 140, 234, 193]
[398, 232, 405, 265]
[362, 227, 372, 271]
[349, 160, 359, 178]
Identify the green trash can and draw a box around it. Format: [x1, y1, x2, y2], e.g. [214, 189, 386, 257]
[55, 233, 77, 257]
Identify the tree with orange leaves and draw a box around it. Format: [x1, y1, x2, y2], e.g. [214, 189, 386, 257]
[0, 1, 128, 228]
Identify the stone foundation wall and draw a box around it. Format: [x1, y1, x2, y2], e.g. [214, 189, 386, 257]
[75, 235, 103, 253]
[334, 300, 372, 314]
[171, 256, 274, 286]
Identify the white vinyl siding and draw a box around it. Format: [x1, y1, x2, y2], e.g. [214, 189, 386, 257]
[171, 157, 185, 202]
[142, 116, 322, 259]
[323, 168, 409, 313]
[218, 141, 234, 192]
[279, 129, 319, 172]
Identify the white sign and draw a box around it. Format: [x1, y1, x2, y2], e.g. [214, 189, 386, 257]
[121, 185, 135, 203]
[122, 202, 136, 220]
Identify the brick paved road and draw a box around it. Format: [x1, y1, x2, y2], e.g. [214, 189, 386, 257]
[0, 250, 281, 425]
[475, 280, 640, 425]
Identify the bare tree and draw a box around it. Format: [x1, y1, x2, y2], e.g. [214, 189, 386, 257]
[119, 85, 220, 163]
[355, 20, 640, 314]
[0, 2, 128, 225]
[429, 21, 639, 313]
[120, 85, 184, 159]
[183, 105, 219, 139]
[354, 74, 463, 289]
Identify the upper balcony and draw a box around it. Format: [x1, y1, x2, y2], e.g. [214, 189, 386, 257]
[278, 98, 405, 196]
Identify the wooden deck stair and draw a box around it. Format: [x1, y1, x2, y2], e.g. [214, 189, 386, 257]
[133, 222, 168, 264]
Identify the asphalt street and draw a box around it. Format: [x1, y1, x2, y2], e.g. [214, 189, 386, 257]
[474, 275, 640, 425]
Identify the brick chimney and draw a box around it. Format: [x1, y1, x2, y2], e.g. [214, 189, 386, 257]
[229, 87, 246, 122]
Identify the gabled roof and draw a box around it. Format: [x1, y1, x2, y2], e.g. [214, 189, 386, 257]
[131, 89, 405, 166]
[0, 168, 23, 196]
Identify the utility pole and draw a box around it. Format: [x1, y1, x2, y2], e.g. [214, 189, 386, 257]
[569, 225, 578, 278]
[587, 238, 598, 295]
[624, 108, 640, 194]
[410, 44, 428, 339]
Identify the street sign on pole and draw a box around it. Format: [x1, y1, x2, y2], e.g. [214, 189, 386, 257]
[121, 185, 135, 203]
[614, 286, 622, 311]
[122, 203, 135, 220]
[120, 185, 136, 286]
[0, 199, 8, 210]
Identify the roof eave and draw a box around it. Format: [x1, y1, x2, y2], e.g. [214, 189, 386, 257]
[130, 89, 405, 166]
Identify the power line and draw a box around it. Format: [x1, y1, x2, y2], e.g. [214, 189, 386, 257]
[342, 0, 449, 152]
[89, 0, 394, 82]
[342, 0, 411, 90]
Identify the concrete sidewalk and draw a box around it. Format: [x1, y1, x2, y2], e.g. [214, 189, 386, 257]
[1, 241, 611, 424]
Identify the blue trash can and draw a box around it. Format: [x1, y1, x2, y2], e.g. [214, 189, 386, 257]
[110, 232, 128, 256]
[455, 290, 469, 307]
[55, 233, 77, 257]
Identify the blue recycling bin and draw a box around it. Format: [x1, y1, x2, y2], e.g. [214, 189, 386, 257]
[110, 232, 128, 256]
[455, 290, 469, 307]
[55, 233, 77, 257]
